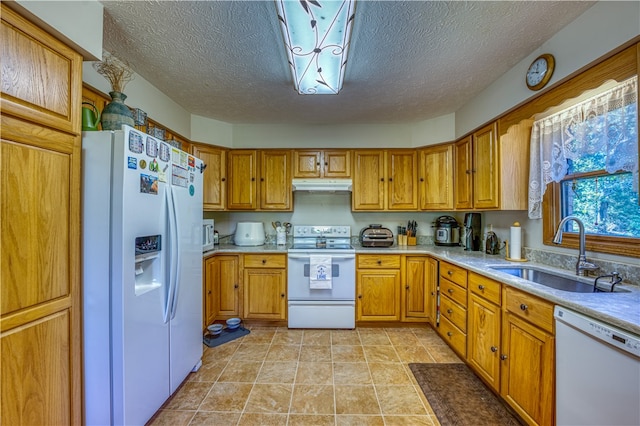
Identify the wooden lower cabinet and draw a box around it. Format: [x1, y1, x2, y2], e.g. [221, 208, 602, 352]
[403, 256, 430, 321]
[243, 254, 287, 320]
[203, 254, 240, 328]
[467, 292, 501, 391]
[501, 288, 555, 426]
[356, 255, 401, 321]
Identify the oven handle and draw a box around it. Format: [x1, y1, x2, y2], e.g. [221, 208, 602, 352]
[287, 253, 355, 260]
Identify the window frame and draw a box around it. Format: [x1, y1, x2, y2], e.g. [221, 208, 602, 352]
[542, 179, 640, 258]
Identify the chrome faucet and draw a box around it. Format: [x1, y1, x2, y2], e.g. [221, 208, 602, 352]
[553, 216, 599, 276]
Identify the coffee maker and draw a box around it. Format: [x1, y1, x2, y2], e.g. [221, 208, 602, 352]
[462, 213, 482, 251]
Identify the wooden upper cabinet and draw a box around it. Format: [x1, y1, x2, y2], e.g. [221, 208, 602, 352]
[454, 122, 500, 210]
[260, 150, 291, 210]
[293, 149, 351, 178]
[352, 150, 417, 211]
[387, 150, 418, 210]
[419, 144, 454, 210]
[227, 150, 257, 210]
[473, 122, 500, 209]
[454, 136, 473, 210]
[1, 6, 82, 135]
[352, 150, 385, 210]
[191, 143, 226, 211]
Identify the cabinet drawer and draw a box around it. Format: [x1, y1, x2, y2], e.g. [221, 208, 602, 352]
[440, 295, 467, 332]
[440, 278, 467, 307]
[357, 255, 401, 269]
[440, 261, 467, 288]
[244, 254, 287, 268]
[504, 287, 554, 333]
[439, 316, 466, 358]
[469, 272, 501, 306]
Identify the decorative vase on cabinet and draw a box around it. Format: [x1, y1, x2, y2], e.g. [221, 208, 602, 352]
[101, 91, 134, 130]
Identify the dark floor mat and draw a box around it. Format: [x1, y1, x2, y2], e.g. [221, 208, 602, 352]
[409, 363, 523, 426]
[203, 326, 250, 348]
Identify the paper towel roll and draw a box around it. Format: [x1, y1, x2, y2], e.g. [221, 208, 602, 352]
[510, 222, 522, 260]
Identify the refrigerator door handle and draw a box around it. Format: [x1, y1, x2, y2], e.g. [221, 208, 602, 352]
[169, 186, 182, 320]
[164, 187, 178, 324]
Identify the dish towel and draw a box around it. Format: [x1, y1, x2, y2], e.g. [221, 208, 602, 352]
[309, 255, 332, 289]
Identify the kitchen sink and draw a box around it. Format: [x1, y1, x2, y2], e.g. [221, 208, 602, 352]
[489, 266, 627, 293]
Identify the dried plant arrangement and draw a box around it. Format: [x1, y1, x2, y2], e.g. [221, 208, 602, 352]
[93, 51, 135, 93]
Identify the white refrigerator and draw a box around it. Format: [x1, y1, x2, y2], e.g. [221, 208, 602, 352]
[82, 125, 203, 426]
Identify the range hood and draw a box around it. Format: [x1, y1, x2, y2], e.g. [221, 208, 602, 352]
[292, 178, 352, 192]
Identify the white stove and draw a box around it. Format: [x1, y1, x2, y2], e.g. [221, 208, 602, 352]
[287, 225, 355, 329]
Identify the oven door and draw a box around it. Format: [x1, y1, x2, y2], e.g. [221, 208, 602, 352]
[287, 252, 355, 301]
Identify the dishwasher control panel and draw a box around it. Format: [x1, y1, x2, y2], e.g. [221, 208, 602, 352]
[555, 307, 640, 358]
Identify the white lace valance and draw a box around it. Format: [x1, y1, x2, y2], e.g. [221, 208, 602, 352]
[528, 76, 638, 219]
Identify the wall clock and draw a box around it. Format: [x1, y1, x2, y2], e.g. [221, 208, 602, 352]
[526, 53, 555, 91]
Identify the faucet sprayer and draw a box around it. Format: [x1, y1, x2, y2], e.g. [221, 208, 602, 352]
[553, 216, 599, 276]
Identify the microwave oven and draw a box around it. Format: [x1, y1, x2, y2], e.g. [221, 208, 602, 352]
[203, 219, 214, 252]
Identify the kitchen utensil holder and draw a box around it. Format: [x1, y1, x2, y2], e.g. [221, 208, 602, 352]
[408, 236, 417, 246]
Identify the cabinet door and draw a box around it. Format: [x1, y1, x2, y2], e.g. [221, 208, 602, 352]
[352, 150, 385, 210]
[213, 255, 240, 319]
[192, 144, 226, 211]
[426, 257, 438, 323]
[403, 256, 428, 321]
[204, 257, 215, 328]
[501, 312, 554, 426]
[454, 136, 473, 210]
[323, 150, 351, 177]
[420, 144, 454, 210]
[260, 150, 291, 210]
[387, 150, 418, 210]
[467, 293, 501, 392]
[243, 269, 286, 320]
[293, 150, 322, 178]
[227, 150, 257, 210]
[473, 122, 500, 209]
[356, 269, 401, 321]
[1, 7, 82, 425]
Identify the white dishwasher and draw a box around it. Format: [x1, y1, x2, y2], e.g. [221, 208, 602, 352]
[555, 306, 640, 426]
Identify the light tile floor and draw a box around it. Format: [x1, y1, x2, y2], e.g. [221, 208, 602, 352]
[149, 326, 462, 426]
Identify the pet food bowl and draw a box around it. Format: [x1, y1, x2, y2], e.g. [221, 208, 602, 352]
[207, 323, 223, 335]
[226, 317, 241, 330]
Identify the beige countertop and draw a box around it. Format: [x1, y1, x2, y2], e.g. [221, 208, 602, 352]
[204, 243, 640, 335]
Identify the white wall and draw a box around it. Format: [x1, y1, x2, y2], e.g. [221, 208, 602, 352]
[191, 115, 234, 147]
[14, 0, 103, 60]
[455, 1, 640, 137]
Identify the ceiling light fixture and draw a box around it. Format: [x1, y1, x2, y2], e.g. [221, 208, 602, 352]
[275, 0, 356, 95]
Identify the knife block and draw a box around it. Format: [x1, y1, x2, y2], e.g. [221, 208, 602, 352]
[408, 236, 417, 246]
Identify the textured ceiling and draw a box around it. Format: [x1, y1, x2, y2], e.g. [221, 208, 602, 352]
[100, 1, 595, 125]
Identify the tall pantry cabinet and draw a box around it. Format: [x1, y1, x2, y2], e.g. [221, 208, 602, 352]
[1, 5, 83, 425]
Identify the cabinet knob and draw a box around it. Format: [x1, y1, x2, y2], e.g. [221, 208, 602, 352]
[221, 177, 226, 182]
[260, 177, 264, 182]
[380, 178, 384, 182]
[281, 293, 285, 298]
[324, 162, 328, 166]
[419, 177, 424, 182]
[358, 294, 362, 299]
[466, 170, 471, 174]
[262, 259, 267, 264]
[234, 284, 239, 289]
[447, 331, 453, 337]
[520, 303, 528, 311]
[377, 260, 382, 265]
[491, 346, 498, 352]
[500, 354, 508, 360]
[446, 309, 453, 314]
[251, 177, 255, 181]
[447, 270, 453, 276]
[447, 288, 454, 294]
[316, 162, 321, 166]
[207, 290, 212, 295]
[406, 285, 410, 290]
[478, 285, 485, 290]
[388, 177, 393, 181]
